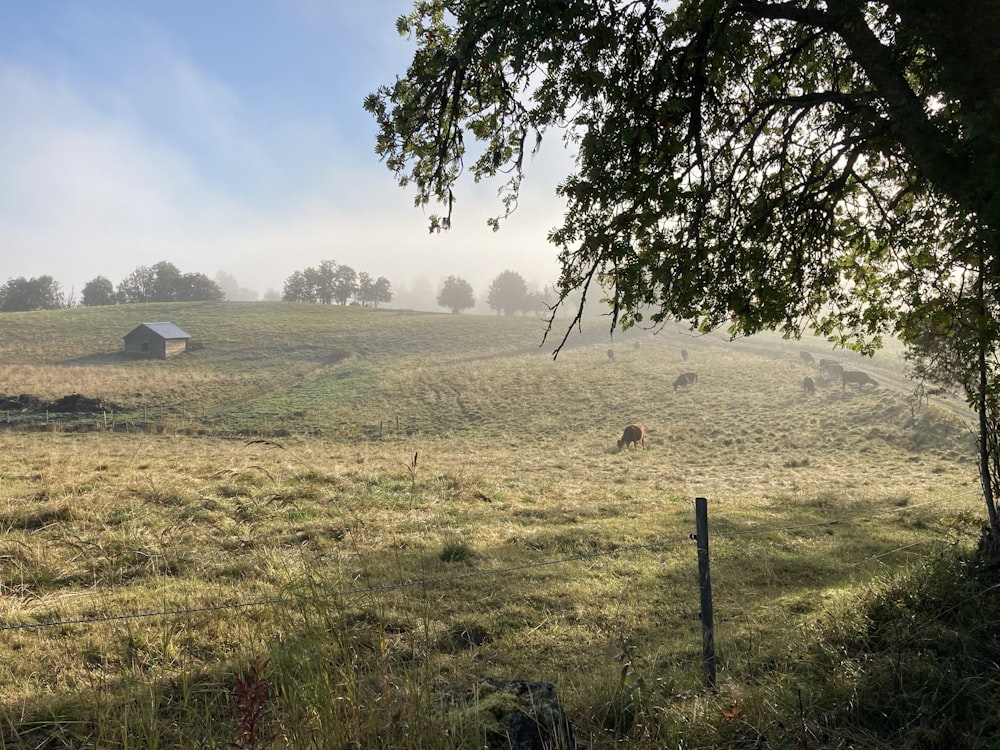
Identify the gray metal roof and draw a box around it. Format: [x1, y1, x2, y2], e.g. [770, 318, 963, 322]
[129, 322, 191, 339]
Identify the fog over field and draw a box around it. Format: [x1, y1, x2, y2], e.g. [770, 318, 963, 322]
[0, 2, 566, 300]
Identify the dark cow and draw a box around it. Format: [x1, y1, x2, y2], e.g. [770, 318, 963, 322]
[842, 370, 878, 389]
[617, 423, 645, 451]
[673, 371, 698, 391]
[607, 348, 615, 362]
[818, 358, 841, 373]
[802, 376, 816, 395]
[821, 361, 844, 379]
[800, 351, 814, 365]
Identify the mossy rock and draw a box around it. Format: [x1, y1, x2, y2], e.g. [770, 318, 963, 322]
[442, 678, 581, 749]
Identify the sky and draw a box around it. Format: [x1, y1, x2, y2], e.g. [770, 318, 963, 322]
[0, 1, 569, 302]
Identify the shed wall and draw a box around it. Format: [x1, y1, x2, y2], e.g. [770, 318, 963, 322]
[123, 330, 187, 358]
[163, 339, 187, 357]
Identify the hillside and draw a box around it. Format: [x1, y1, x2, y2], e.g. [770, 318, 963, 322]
[0, 302, 990, 749]
[0, 301, 973, 446]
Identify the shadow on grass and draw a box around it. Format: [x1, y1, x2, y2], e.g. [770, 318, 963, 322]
[59, 352, 141, 366]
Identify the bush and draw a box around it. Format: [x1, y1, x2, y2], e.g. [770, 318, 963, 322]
[801, 542, 1000, 749]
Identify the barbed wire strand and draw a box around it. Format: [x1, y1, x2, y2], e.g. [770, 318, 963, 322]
[0, 539, 683, 634]
[0, 496, 981, 634]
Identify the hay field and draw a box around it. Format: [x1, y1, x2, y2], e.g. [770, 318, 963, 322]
[0, 302, 984, 747]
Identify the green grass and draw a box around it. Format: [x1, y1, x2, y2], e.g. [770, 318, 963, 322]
[0, 302, 994, 748]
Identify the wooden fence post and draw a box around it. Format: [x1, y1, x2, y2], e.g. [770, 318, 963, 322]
[695, 496, 717, 691]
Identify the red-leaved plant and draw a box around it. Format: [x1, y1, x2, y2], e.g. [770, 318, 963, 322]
[230, 656, 275, 749]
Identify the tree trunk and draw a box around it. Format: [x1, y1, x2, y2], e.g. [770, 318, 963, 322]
[976, 263, 999, 548]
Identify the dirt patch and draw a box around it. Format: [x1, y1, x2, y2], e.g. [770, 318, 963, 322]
[0, 394, 44, 411]
[0, 393, 122, 414]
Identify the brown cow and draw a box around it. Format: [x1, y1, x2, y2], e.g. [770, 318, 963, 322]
[617, 423, 645, 451]
[802, 376, 816, 395]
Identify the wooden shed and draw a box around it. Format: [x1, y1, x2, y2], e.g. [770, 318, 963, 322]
[123, 322, 191, 358]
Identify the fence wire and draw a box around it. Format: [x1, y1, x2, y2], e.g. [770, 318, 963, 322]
[0, 494, 978, 634]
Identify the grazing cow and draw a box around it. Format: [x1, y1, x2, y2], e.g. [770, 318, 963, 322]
[818, 358, 841, 373]
[800, 351, 814, 365]
[681, 349, 689, 361]
[802, 376, 816, 395]
[820, 361, 844, 380]
[617, 423, 645, 451]
[673, 371, 698, 391]
[842, 370, 878, 389]
[607, 348, 615, 362]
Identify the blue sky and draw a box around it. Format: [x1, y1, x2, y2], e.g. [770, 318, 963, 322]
[0, 1, 565, 300]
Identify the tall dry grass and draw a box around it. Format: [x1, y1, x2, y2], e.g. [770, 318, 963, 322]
[0, 302, 989, 748]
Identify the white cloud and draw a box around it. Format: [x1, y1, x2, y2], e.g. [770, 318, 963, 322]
[0, 5, 573, 300]
[0, 67, 178, 231]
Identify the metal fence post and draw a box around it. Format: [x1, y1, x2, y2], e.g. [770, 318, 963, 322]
[695, 496, 717, 690]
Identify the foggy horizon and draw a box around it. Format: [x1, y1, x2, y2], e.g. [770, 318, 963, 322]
[0, 2, 567, 304]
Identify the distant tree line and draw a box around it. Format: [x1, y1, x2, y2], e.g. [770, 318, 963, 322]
[0, 261, 227, 312]
[282, 260, 393, 308]
[0, 275, 66, 312]
[3, 261, 565, 317]
[433, 271, 568, 316]
[82, 262, 224, 306]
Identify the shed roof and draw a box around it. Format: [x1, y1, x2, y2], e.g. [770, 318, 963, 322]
[126, 322, 191, 340]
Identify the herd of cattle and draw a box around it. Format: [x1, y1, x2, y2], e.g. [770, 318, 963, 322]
[799, 350, 879, 393]
[616, 346, 881, 452]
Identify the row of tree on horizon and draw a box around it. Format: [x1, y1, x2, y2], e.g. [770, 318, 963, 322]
[0, 261, 577, 317]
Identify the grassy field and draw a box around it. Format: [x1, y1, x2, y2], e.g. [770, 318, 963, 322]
[0, 302, 991, 748]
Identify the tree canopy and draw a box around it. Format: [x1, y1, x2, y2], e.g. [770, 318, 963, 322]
[331, 264, 359, 306]
[487, 270, 529, 315]
[357, 272, 394, 308]
[437, 275, 476, 313]
[0, 276, 64, 312]
[116, 262, 224, 304]
[81, 276, 116, 307]
[368, 0, 1000, 532]
[367, 0, 1000, 338]
[282, 260, 392, 307]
